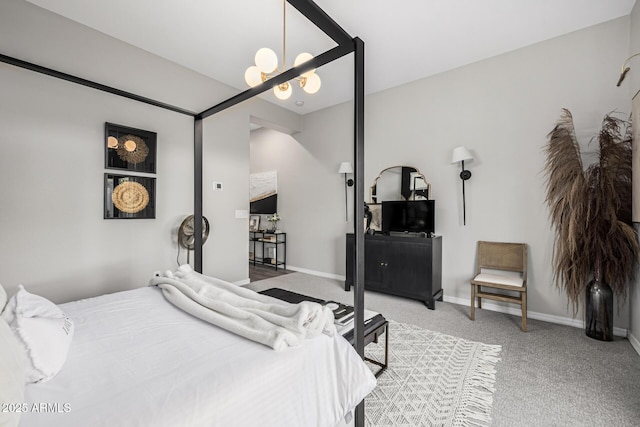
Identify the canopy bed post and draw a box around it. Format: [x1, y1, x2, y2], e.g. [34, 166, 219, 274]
[353, 35, 366, 427]
[194, 117, 204, 273]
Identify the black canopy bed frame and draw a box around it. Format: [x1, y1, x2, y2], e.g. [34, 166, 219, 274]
[0, 0, 367, 424]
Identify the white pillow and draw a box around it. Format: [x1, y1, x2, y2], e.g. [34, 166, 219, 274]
[0, 318, 26, 427]
[0, 283, 6, 313]
[1, 285, 74, 383]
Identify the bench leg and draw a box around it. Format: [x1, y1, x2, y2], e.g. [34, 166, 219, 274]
[521, 292, 527, 332]
[364, 322, 389, 378]
[470, 284, 476, 321]
[383, 323, 388, 372]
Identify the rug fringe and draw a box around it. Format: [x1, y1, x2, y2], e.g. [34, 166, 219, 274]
[452, 343, 502, 427]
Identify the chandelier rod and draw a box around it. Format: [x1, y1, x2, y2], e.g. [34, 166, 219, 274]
[282, 0, 287, 72]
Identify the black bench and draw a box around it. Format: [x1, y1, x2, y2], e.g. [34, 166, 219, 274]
[259, 288, 388, 377]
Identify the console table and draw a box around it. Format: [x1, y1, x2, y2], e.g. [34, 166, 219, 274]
[249, 231, 286, 270]
[345, 233, 443, 309]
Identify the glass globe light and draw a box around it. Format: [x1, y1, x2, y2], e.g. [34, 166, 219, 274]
[294, 52, 315, 78]
[255, 48, 278, 74]
[273, 82, 292, 100]
[244, 66, 262, 87]
[302, 73, 321, 94]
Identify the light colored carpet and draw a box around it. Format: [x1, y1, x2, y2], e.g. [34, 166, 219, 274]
[248, 272, 640, 427]
[365, 320, 501, 427]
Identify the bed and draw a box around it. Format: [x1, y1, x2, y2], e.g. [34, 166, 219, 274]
[1, 1, 369, 425]
[0, 277, 376, 427]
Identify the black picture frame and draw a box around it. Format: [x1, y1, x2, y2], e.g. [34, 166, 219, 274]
[105, 122, 157, 173]
[249, 215, 260, 232]
[104, 173, 156, 219]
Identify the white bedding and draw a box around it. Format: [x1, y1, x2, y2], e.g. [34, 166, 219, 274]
[20, 287, 376, 427]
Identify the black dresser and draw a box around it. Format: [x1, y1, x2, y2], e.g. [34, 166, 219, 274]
[345, 233, 443, 309]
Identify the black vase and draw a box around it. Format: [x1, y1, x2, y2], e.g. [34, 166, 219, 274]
[585, 278, 613, 341]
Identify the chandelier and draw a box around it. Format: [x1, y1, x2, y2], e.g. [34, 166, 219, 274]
[244, 0, 321, 100]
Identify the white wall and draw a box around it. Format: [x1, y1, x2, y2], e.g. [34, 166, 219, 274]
[628, 1, 640, 352]
[630, 2, 640, 95]
[249, 125, 349, 278]
[0, 0, 301, 301]
[201, 107, 253, 283]
[0, 62, 194, 303]
[250, 106, 355, 279]
[269, 17, 633, 328]
[201, 101, 302, 285]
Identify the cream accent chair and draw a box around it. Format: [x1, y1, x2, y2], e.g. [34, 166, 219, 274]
[470, 241, 528, 331]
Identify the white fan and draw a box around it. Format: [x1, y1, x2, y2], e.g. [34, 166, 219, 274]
[177, 215, 210, 264]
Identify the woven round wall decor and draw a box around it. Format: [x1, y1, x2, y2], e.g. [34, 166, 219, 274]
[112, 181, 149, 214]
[116, 134, 149, 164]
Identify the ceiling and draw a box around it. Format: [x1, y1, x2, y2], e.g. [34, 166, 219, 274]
[25, 0, 637, 114]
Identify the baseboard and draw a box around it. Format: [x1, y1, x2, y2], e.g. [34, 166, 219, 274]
[234, 278, 251, 286]
[444, 295, 628, 337]
[282, 267, 631, 338]
[628, 331, 640, 356]
[286, 265, 346, 282]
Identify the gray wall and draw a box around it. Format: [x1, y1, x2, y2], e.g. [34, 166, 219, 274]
[250, 124, 350, 278]
[0, 0, 300, 301]
[629, 1, 640, 351]
[261, 17, 634, 329]
[0, 64, 194, 304]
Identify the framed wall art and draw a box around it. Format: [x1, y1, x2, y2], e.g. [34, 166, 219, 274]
[250, 171, 277, 214]
[104, 174, 156, 219]
[249, 215, 260, 232]
[105, 122, 157, 173]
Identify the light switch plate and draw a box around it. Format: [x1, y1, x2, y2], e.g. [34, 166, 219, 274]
[212, 181, 223, 191]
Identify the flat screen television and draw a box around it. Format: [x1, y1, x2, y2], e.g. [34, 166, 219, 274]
[382, 200, 435, 234]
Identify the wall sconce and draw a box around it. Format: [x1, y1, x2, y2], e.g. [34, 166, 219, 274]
[338, 162, 354, 221]
[451, 146, 473, 225]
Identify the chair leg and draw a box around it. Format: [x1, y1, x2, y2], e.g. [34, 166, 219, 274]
[521, 292, 527, 332]
[470, 284, 476, 321]
[477, 286, 482, 309]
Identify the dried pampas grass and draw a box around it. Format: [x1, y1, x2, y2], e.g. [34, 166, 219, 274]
[544, 108, 637, 314]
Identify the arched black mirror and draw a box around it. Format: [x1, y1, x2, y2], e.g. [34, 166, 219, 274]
[369, 166, 429, 204]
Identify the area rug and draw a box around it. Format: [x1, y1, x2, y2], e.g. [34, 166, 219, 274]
[364, 320, 502, 427]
